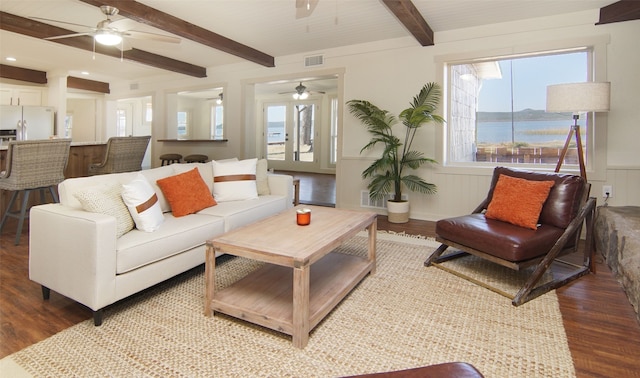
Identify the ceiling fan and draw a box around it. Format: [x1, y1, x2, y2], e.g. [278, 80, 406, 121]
[296, 0, 320, 19]
[279, 82, 326, 99]
[32, 5, 180, 46]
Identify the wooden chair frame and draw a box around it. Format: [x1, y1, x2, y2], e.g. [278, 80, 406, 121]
[424, 178, 596, 306]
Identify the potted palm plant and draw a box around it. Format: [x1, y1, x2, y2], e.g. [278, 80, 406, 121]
[347, 82, 444, 223]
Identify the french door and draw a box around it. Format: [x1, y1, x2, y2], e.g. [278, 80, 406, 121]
[265, 101, 318, 170]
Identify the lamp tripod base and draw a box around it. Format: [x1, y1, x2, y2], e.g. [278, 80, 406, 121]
[555, 114, 586, 180]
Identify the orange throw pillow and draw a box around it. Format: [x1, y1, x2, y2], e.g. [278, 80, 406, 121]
[156, 168, 216, 217]
[485, 174, 554, 230]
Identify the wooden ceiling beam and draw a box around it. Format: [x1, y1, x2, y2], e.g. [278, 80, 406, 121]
[0, 64, 48, 84]
[0, 11, 206, 78]
[0, 64, 109, 93]
[382, 0, 434, 46]
[78, 0, 275, 67]
[67, 76, 110, 93]
[596, 0, 640, 25]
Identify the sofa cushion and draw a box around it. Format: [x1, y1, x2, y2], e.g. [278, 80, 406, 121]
[211, 158, 258, 202]
[256, 158, 270, 196]
[74, 183, 134, 238]
[139, 165, 179, 212]
[436, 213, 566, 262]
[121, 173, 164, 232]
[59, 165, 177, 212]
[172, 162, 214, 194]
[156, 168, 217, 217]
[116, 213, 225, 274]
[197, 195, 287, 232]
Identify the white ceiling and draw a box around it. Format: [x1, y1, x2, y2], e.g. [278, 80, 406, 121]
[0, 0, 613, 85]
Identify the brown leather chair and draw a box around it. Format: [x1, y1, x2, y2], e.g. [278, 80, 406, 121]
[345, 362, 484, 378]
[424, 166, 596, 306]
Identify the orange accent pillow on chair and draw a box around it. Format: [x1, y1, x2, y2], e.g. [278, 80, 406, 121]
[156, 168, 216, 217]
[485, 174, 555, 230]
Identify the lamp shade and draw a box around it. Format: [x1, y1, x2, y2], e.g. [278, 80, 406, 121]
[546, 82, 610, 113]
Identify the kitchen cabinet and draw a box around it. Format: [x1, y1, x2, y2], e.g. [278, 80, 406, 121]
[0, 86, 43, 106]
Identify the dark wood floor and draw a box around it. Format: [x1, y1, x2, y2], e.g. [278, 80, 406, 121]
[1, 172, 640, 378]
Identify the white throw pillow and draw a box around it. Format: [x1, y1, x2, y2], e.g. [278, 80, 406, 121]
[211, 158, 258, 202]
[74, 183, 134, 238]
[121, 173, 164, 232]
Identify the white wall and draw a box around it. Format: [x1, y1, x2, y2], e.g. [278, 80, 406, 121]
[108, 9, 640, 220]
[66, 98, 96, 142]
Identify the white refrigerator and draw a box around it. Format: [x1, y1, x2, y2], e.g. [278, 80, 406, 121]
[0, 105, 55, 140]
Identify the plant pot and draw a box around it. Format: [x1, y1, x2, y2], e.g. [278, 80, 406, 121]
[387, 200, 409, 224]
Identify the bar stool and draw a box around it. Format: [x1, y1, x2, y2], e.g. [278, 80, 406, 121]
[184, 154, 208, 163]
[89, 136, 151, 175]
[160, 153, 182, 166]
[0, 139, 71, 245]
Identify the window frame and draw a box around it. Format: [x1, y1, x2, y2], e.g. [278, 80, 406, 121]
[435, 36, 609, 181]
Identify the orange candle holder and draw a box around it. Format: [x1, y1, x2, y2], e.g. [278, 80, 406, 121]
[296, 208, 311, 226]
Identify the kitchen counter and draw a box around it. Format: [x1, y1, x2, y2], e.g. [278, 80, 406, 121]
[1, 141, 106, 177]
[0, 140, 106, 151]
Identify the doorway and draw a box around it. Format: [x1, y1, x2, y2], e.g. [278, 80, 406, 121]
[116, 96, 153, 169]
[265, 101, 319, 171]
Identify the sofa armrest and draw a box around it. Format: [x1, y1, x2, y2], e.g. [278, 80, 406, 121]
[29, 204, 118, 311]
[267, 174, 294, 207]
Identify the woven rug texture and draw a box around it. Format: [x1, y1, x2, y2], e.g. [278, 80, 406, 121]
[4, 232, 575, 377]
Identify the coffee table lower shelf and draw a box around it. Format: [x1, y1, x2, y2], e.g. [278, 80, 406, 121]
[209, 252, 373, 345]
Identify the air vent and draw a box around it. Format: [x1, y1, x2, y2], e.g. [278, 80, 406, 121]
[360, 191, 408, 209]
[129, 83, 139, 90]
[304, 54, 324, 67]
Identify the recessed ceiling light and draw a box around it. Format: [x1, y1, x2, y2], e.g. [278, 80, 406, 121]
[81, 71, 90, 75]
[5, 57, 17, 62]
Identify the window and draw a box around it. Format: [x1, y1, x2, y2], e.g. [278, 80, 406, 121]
[330, 97, 339, 164]
[210, 104, 224, 139]
[446, 48, 592, 168]
[145, 102, 153, 123]
[177, 111, 189, 138]
[64, 113, 73, 138]
[116, 109, 127, 136]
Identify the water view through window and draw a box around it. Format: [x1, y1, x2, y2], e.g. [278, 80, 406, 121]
[448, 50, 590, 165]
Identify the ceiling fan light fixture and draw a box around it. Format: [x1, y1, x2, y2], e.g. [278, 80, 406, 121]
[95, 31, 122, 46]
[293, 92, 309, 100]
[293, 82, 309, 100]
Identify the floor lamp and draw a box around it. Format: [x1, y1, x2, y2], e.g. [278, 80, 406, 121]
[546, 82, 610, 180]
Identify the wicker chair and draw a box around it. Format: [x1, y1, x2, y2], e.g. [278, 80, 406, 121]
[88, 136, 151, 175]
[0, 139, 71, 245]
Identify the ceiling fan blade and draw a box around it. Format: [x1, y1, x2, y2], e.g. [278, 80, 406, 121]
[44, 32, 92, 41]
[30, 16, 95, 30]
[122, 30, 181, 44]
[295, 0, 319, 19]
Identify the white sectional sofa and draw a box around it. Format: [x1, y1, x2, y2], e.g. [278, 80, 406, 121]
[29, 161, 293, 325]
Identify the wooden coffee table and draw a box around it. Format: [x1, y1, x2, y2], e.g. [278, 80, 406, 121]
[204, 205, 377, 348]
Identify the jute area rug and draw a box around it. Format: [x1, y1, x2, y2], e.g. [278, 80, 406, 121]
[2, 232, 575, 377]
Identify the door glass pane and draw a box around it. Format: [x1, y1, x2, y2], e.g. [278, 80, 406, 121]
[293, 104, 314, 162]
[266, 105, 286, 161]
[116, 109, 126, 136]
